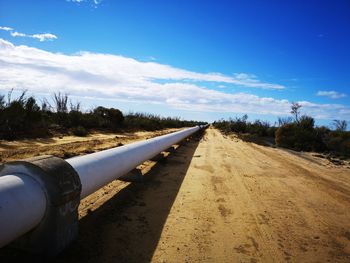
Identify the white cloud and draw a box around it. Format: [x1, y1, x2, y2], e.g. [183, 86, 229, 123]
[66, 0, 102, 7]
[1, 26, 57, 42]
[10, 31, 26, 37]
[0, 26, 13, 31]
[31, 33, 57, 42]
[317, 90, 347, 99]
[10, 31, 57, 42]
[0, 38, 349, 120]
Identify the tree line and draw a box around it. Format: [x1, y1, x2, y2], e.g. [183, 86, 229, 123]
[0, 90, 207, 140]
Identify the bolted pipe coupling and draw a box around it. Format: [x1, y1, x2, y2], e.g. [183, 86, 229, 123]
[0, 155, 81, 256]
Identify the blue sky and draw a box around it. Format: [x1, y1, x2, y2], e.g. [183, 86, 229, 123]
[0, 0, 349, 127]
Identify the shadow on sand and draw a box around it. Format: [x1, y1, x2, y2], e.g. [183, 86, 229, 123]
[56, 131, 203, 263]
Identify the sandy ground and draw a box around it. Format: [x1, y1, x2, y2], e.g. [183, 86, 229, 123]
[2, 127, 350, 262]
[0, 129, 178, 162]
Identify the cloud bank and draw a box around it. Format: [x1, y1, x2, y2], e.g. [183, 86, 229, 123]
[0, 38, 349, 120]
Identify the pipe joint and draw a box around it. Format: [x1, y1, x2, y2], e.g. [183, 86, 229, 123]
[0, 155, 81, 256]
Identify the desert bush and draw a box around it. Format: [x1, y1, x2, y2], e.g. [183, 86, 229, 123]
[105, 108, 124, 129]
[248, 120, 270, 136]
[0, 91, 48, 139]
[71, 126, 88, 137]
[325, 131, 350, 155]
[230, 114, 248, 133]
[212, 120, 231, 133]
[333, 120, 347, 132]
[266, 127, 277, 137]
[277, 117, 293, 126]
[275, 123, 295, 148]
[93, 106, 124, 129]
[53, 92, 68, 113]
[52, 92, 69, 127]
[80, 112, 100, 129]
[275, 115, 327, 151]
[0, 100, 26, 139]
[124, 113, 161, 130]
[68, 110, 84, 127]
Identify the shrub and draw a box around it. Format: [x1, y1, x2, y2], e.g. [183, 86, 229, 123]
[71, 126, 88, 137]
[52, 93, 69, 127]
[68, 110, 84, 127]
[212, 120, 231, 134]
[275, 116, 326, 152]
[249, 120, 270, 136]
[230, 115, 248, 133]
[333, 120, 347, 132]
[267, 127, 277, 137]
[275, 123, 296, 148]
[93, 106, 124, 129]
[0, 92, 48, 139]
[325, 131, 350, 155]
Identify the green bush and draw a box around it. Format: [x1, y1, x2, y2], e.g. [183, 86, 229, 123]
[275, 116, 327, 152]
[71, 126, 88, 137]
[325, 131, 350, 155]
[93, 106, 124, 130]
[248, 120, 270, 136]
[275, 123, 296, 148]
[0, 92, 48, 139]
[267, 127, 277, 137]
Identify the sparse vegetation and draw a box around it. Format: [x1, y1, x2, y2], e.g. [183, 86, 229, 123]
[0, 90, 206, 140]
[213, 115, 275, 138]
[214, 103, 349, 157]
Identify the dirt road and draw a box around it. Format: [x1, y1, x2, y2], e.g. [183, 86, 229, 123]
[3, 127, 350, 262]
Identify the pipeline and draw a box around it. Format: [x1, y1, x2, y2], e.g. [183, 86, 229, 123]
[67, 126, 200, 199]
[0, 125, 206, 254]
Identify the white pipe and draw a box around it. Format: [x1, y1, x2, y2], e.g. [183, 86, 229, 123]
[0, 126, 200, 248]
[0, 174, 46, 248]
[67, 126, 200, 199]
